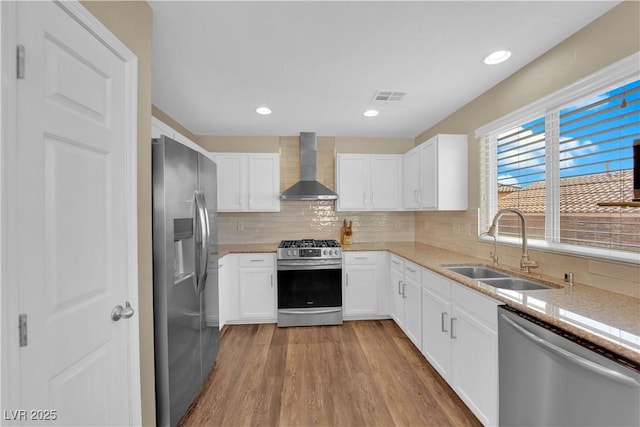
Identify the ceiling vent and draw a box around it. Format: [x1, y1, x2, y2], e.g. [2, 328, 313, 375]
[371, 90, 406, 104]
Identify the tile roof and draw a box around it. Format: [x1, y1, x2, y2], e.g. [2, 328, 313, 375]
[498, 169, 639, 214]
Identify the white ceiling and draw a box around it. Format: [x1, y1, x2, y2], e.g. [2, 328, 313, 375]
[150, 1, 620, 138]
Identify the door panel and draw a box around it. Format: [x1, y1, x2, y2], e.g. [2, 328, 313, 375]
[15, 2, 135, 425]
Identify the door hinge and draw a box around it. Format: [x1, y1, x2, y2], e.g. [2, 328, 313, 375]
[19, 314, 27, 347]
[17, 45, 25, 79]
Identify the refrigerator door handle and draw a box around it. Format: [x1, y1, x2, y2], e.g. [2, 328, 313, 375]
[194, 191, 210, 294]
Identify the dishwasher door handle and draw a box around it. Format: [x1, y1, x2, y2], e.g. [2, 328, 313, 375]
[500, 313, 640, 387]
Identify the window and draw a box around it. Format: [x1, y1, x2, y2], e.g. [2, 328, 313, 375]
[478, 54, 640, 262]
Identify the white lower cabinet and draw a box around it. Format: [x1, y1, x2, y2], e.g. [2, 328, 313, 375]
[402, 263, 422, 349]
[389, 255, 422, 349]
[221, 253, 276, 323]
[343, 251, 388, 319]
[239, 253, 276, 320]
[389, 255, 405, 328]
[421, 269, 499, 426]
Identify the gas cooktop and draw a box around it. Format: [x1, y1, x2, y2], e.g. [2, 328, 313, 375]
[277, 239, 342, 260]
[278, 239, 341, 249]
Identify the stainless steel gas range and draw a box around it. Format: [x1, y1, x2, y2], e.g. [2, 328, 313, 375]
[276, 239, 343, 327]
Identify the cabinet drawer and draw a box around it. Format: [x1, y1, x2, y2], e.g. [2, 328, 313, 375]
[238, 253, 275, 267]
[422, 269, 451, 300]
[451, 283, 499, 328]
[404, 261, 421, 283]
[344, 252, 378, 265]
[390, 254, 405, 271]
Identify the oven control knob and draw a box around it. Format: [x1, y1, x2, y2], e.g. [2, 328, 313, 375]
[330, 249, 337, 256]
[287, 250, 292, 257]
[323, 249, 328, 256]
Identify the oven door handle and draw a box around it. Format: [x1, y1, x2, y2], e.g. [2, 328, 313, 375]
[279, 308, 343, 315]
[277, 262, 342, 271]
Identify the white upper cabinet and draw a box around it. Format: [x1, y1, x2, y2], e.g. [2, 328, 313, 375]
[211, 153, 280, 212]
[336, 154, 402, 211]
[403, 134, 468, 211]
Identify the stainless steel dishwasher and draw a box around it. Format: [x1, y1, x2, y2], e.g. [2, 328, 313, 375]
[498, 306, 640, 427]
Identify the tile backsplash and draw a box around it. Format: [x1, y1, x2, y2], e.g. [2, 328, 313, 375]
[218, 136, 415, 244]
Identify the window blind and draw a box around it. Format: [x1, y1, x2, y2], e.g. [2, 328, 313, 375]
[557, 80, 640, 252]
[495, 117, 546, 240]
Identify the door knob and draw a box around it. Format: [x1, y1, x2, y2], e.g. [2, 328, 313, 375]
[111, 301, 135, 321]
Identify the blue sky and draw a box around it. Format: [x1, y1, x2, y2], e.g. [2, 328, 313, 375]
[497, 79, 640, 188]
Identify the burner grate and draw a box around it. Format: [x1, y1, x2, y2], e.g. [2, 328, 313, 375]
[278, 239, 340, 249]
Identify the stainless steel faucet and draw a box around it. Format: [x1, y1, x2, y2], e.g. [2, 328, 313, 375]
[487, 208, 539, 273]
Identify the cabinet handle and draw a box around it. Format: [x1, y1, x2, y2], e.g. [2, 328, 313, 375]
[402, 282, 407, 299]
[270, 274, 273, 288]
[418, 189, 423, 204]
[371, 192, 375, 207]
[392, 260, 400, 265]
[354, 256, 368, 260]
[363, 192, 367, 206]
[249, 195, 252, 208]
[346, 273, 349, 286]
[250, 259, 265, 262]
[398, 280, 403, 295]
[451, 317, 457, 339]
[441, 312, 448, 333]
[407, 267, 416, 273]
[239, 193, 243, 205]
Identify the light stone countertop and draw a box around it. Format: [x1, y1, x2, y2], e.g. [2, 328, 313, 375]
[219, 241, 640, 367]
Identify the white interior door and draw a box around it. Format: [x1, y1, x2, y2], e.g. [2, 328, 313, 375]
[9, 2, 139, 425]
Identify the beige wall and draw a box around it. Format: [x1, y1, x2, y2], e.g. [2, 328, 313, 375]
[193, 134, 414, 154]
[80, 2, 155, 426]
[152, 105, 198, 142]
[196, 135, 280, 153]
[414, 1, 640, 297]
[335, 136, 414, 154]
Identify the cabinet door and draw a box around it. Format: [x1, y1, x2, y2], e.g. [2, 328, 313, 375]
[371, 155, 401, 210]
[418, 139, 438, 209]
[403, 276, 422, 349]
[390, 267, 405, 328]
[239, 268, 276, 320]
[248, 154, 280, 211]
[344, 265, 378, 316]
[336, 155, 368, 210]
[222, 254, 240, 322]
[403, 148, 420, 209]
[421, 287, 451, 379]
[451, 305, 498, 427]
[214, 154, 246, 211]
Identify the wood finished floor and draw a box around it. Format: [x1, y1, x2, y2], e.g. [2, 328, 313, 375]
[180, 320, 482, 427]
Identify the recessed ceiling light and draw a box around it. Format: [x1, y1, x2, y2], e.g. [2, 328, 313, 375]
[483, 50, 512, 65]
[364, 109, 379, 117]
[256, 107, 272, 115]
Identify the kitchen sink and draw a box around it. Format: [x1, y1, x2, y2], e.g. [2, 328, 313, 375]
[446, 266, 510, 279]
[445, 265, 553, 291]
[479, 277, 552, 291]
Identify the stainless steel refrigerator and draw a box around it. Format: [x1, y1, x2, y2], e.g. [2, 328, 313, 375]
[152, 135, 219, 427]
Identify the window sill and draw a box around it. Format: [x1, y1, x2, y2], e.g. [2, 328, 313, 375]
[478, 234, 640, 266]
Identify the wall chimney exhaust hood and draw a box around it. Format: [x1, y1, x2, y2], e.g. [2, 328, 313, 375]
[280, 132, 339, 201]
